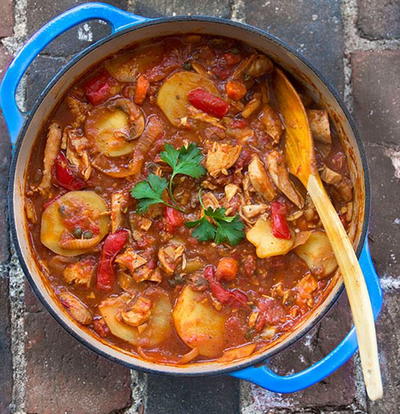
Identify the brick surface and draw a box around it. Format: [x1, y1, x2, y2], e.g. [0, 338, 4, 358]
[25, 288, 132, 414]
[242, 295, 359, 412]
[357, 0, 400, 40]
[352, 50, 400, 278]
[26, 0, 128, 57]
[368, 291, 400, 413]
[244, 0, 345, 95]
[0, 0, 14, 38]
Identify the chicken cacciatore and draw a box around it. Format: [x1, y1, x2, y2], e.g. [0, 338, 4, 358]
[25, 35, 354, 365]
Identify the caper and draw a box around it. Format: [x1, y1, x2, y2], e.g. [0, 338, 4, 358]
[82, 230, 93, 239]
[183, 62, 192, 71]
[58, 205, 66, 216]
[73, 227, 82, 238]
[230, 48, 240, 55]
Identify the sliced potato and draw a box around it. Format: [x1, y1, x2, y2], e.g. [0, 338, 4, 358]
[157, 71, 219, 127]
[99, 290, 172, 347]
[40, 191, 110, 256]
[246, 218, 294, 258]
[173, 286, 226, 358]
[85, 107, 135, 157]
[295, 230, 337, 277]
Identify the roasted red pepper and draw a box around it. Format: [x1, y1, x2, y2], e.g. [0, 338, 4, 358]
[203, 265, 248, 308]
[271, 201, 291, 240]
[96, 229, 129, 290]
[83, 70, 116, 105]
[164, 207, 184, 233]
[53, 152, 86, 191]
[188, 88, 229, 118]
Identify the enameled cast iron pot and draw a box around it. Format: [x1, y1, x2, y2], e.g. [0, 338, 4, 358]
[0, 2, 383, 393]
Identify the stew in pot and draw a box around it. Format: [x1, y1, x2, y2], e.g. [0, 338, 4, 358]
[25, 35, 354, 364]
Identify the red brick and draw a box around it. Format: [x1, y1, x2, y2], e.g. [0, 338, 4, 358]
[242, 295, 359, 411]
[0, 0, 14, 38]
[352, 51, 400, 278]
[358, 0, 400, 40]
[25, 290, 132, 414]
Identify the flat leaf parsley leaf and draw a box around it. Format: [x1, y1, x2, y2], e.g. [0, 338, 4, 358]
[131, 174, 180, 213]
[186, 206, 245, 246]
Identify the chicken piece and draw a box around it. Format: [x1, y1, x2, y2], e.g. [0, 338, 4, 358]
[111, 192, 129, 232]
[119, 295, 152, 327]
[25, 198, 37, 223]
[133, 265, 162, 283]
[321, 166, 353, 202]
[59, 291, 92, 325]
[241, 93, 261, 118]
[248, 155, 276, 201]
[241, 204, 268, 219]
[224, 184, 239, 202]
[202, 192, 220, 210]
[246, 55, 274, 78]
[296, 274, 318, 305]
[116, 248, 147, 274]
[65, 127, 92, 180]
[137, 217, 152, 231]
[63, 257, 96, 288]
[205, 142, 242, 177]
[259, 105, 284, 144]
[265, 150, 304, 208]
[307, 109, 331, 144]
[158, 243, 185, 275]
[67, 96, 90, 127]
[188, 106, 224, 128]
[37, 122, 62, 195]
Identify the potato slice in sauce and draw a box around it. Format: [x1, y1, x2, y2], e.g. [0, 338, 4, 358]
[40, 191, 110, 256]
[173, 286, 226, 358]
[157, 71, 219, 127]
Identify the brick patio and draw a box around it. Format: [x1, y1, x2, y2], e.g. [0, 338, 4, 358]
[0, 0, 399, 413]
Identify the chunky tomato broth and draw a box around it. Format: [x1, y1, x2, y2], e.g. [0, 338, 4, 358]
[25, 35, 354, 364]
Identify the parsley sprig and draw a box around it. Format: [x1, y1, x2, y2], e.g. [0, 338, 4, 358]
[160, 143, 206, 203]
[185, 191, 245, 246]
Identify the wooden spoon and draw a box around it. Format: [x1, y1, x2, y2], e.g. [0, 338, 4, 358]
[274, 68, 382, 400]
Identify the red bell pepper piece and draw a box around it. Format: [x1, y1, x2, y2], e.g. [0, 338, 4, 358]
[164, 207, 184, 233]
[96, 229, 129, 291]
[83, 70, 115, 105]
[188, 88, 229, 118]
[271, 201, 291, 240]
[53, 152, 86, 191]
[203, 265, 248, 308]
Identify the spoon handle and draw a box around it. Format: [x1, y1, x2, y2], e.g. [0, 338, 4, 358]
[307, 174, 382, 401]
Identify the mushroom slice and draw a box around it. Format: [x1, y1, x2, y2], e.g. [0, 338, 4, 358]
[265, 150, 304, 208]
[246, 218, 294, 258]
[205, 142, 242, 177]
[259, 104, 284, 144]
[157, 71, 219, 127]
[40, 191, 110, 256]
[248, 155, 276, 201]
[37, 122, 62, 195]
[59, 291, 92, 325]
[173, 286, 226, 357]
[307, 109, 331, 144]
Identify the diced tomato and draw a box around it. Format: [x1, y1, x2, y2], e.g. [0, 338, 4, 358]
[93, 318, 110, 338]
[231, 118, 248, 129]
[216, 257, 239, 281]
[188, 88, 229, 118]
[255, 297, 286, 331]
[164, 207, 184, 233]
[83, 70, 116, 105]
[223, 53, 241, 66]
[226, 80, 247, 101]
[134, 74, 150, 105]
[96, 229, 129, 291]
[271, 201, 291, 240]
[204, 265, 248, 308]
[242, 255, 257, 277]
[53, 152, 86, 191]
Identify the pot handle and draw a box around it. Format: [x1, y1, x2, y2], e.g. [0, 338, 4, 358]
[231, 239, 383, 393]
[0, 2, 149, 144]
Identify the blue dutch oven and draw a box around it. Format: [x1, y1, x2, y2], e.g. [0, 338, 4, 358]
[0, 2, 382, 393]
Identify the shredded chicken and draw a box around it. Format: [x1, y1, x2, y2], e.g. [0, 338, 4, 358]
[321, 166, 352, 202]
[59, 291, 92, 325]
[248, 155, 276, 201]
[65, 127, 92, 180]
[205, 142, 242, 177]
[259, 104, 284, 144]
[241, 204, 268, 219]
[158, 243, 185, 275]
[241, 93, 261, 119]
[307, 109, 331, 144]
[25, 198, 37, 223]
[224, 184, 239, 202]
[119, 295, 152, 327]
[63, 258, 96, 288]
[202, 192, 220, 210]
[116, 248, 147, 274]
[111, 192, 129, 232]
[133, 265, 162, 283]
[232, 54, 273, 80]
[67, 96, 90, 127]
[265, 150, 304, 208]
[37, 122, 62, 195]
